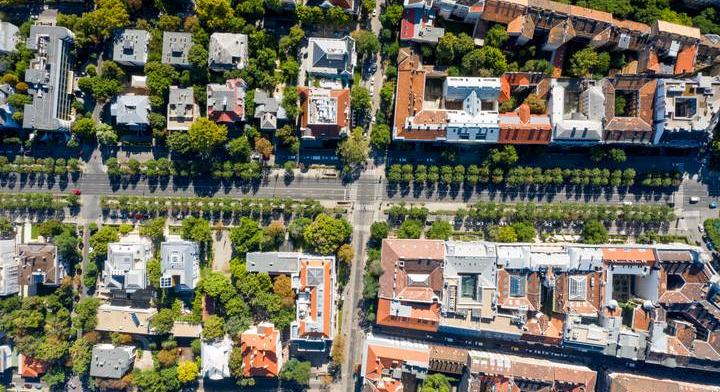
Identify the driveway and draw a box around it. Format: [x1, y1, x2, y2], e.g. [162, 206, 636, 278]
[212, 229, 232, 274]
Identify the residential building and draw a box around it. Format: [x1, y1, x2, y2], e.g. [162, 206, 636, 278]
[104, 238, 152, 294]
[393, 49, 502, 143]
[161, 32, 192, 67]
[460, 350, 597, 392]
[167, 87, 199, 132]
[89, 344, 135, 379]
[498, 103, 552, 144]
[95, 304, 157, 335]
[307, 0, 356, 12]
[307, 36, 356, 80]
[607, 372, 720, 392]
[246, 253, 338, 351]
[0, 345, 12, 372]
[239, 322, 282, 378]
[110, 94, 151, 131]
[159, 239, 200, 291]
[0, 84, 20, 129]
[171, 321, 202, 338]
[18, 355, 46, 379]
[361, 334, 430, 392]
[375, 239, 720, 367]
[548, 78, 605, 144]
[208, 33, 249, 71]
[298, 87, 350, 140]
[201, 336, 232, 380]
[376, 239, 445, 332]
[112, 29, 149, 67]
[652, 75, 720, 147]
[0, 239, 19, 296]
[0, 22, 18, 54]
[602, 77, 657, 144]
[400, 3, 445, 45]
[253, 89, 287, 131]
[207, 79, 247, 124]
[17, 243, 63, 296]
[23, 25, 75, 132]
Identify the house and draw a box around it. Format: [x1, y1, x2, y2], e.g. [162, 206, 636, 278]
[361, 334, 430, 392]
[17, 243, 63, 296]
[22, 25, 75, 132]
[239, 322, 282, 378]
[498, 103, 552, 144]
[160, 239, 200, 291]
[607, 372, 720, 392]
[652, 75, 720, 147]
[110, 95, 151, 131]
[548, 78, 605, 144]
[171, 321, 202, 338]
[0, 239, 19, 296]
[0, 84, 20, 129]
[0, 345, 12, 372]
[393, 50, 502, 143]
[307, 36, 356, 80]
[246, 253, 338, 351]
[307, 0, 356, 12]
[460, 350, 597, 392]
[161, 32, 192, 67]
[376, 239, 445, 332]
[298, 87, 350, 140]
[201, 336, 232, 380]
[603, 77, 657, 144]
[207, 79, 247, 124]
[112, 29, 149, 67]
[0, 22, 18, 54]
[208, 33, 249, 71]
[89, 344, 135, 379]
[253, 89, 287, 131]
[400, 5, 445, 45]
[95, 304, 157, 335]
[18, 355, 46, 379]
[167, 87, 199, 132]
[104, 238, 152, 294]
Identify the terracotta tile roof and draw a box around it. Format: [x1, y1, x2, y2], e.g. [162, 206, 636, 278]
[329, 0, 353, 9]
[691, 340, 720, 361]
[378, 239, 445, 300]
[376, 298, 441, 332]
[481, 0, 528, 24]
[394, 49, 445, 141]
[528, 0, 611, 23]
[297, 257, 334, 340]
[19, 355, 47, 378]
[400, 9, 416, 41]
[614, 20, 651, 34]
[602, 247, 656, 265]
[674, 44, 697, 74]
[299, 87, 350, 140]
[240, 323, 281, 378]
[658, 257, 711, 304]
[429, 345, 467, 374]
[498, 103, 552, 144]
[554, 271, 604, 316]
[608, 372, 720, 392]
[496, 270, 541, 311]
[631, 306, 652, 332]
[364, 337, 430, 391]
[17, 243, 60, 287]
[654, 20, 701, 41]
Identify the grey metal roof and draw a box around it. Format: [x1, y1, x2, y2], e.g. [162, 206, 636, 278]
[308, 36, 356, 77]
[208, 33, 248, 71]
[22, 25, 75, 132]
[160, 240, 200, 291]
[246, 252, 301, 274]
[110, 95, 150, 126]
[0, 22, 18, 54]
[254, 89, 287, 129]
[112, 29, 149, 65]
[161, 32, 192, 66]
[89, 344, 135, 379]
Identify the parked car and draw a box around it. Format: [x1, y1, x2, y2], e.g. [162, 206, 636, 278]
[711, 201, 718, 209]
[690, 196, 700, 203]
[71, 188, 81, 196]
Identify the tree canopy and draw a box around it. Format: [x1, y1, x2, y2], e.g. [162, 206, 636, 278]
[303, 214, 352, 255]
[187, 118, 228, 157]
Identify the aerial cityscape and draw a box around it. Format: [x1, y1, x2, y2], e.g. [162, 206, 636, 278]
[0, 0, 720, 391]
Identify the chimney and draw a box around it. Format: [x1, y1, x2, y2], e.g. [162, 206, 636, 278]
[518, 103, 531, 124]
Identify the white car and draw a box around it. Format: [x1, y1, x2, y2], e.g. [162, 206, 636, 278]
[372, 9, 377, 17]
[699, 224, 705, 233]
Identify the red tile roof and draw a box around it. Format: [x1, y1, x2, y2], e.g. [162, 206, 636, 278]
[602, 247, 656, 265]
[240, 323, 281, 378]
[297, 257, 334, 340]
[498, 103, 552, 144]
[364, 338, 430, 392]
[400, 9, 416, 41]
[674, 44, 697, 75]
[299, 87, 350, 140]
[19, 355, 47, 378]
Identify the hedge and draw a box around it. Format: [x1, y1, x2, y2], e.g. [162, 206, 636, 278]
[0, 193, 80, 211]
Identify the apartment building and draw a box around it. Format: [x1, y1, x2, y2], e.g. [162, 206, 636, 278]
[298, 87, 351, 140]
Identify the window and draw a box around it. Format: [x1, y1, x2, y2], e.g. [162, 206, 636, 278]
[509, 274, 525, 297]
[461, 275, 477, 299]
[569, 275, 587, 301]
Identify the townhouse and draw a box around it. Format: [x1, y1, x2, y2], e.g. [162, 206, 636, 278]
[375, 239, 720, 369]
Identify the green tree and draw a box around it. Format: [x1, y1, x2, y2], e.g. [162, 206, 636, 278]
[569, 48, 610, 77]
[280, 359, 311, 387]
[69, 337, 92, 376]
[187, 118, 228, 157]
[147, 258, 161, 288]
[370, 221, 390, 243]
[202, 315, 225, 341]
[337, 243, 355, 265]
[73, 297, 101, 331]
[282, 86, 300, 119]
[370, 124, 391, 150]
[484, 24, 508, 48]
[351, 86, 372, 113]
[89, 225, 119, 257]
[0, 217, 14, 238]
[337, 127, 369, 169]
[72, 117, 96, 139]
[201, 271, 236, 304]
[95, 123, 118, 145]
[140, 217, 166, 244]
[381, 4, 404, 28]
[195, 0, 234, 29]
[582, 220, 608, 244]
[182, 216, 212, 244]
[228, 136, 252, 161]
[397, 220, 423, 239]
[489, 226, 518, 242]
[609, 148, 627, 164]
[231, 218, 265, 255]
[420, 373, 451, 392]
[288, 217, 312, 246]
[351, 29, 380, 59]
[303, 214, 352, 255]
[87, 0, 131, 43]
[511, 221, 536, 242]
[426, 221, 453, 240]
[462, 46, 508, 76]
[523, 94, 546, 114]
[177, 360, 198, 384]
[151, 309, 177, 335]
